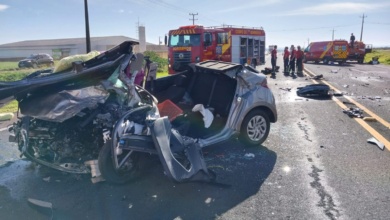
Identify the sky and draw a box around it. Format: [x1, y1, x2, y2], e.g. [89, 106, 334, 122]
[0, 0, 389, 48]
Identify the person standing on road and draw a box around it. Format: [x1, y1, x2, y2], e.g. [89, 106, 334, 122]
[296, 46, 304, 74]
[271, 45, 277, 74]
[350, 33, 355, 48]
[283, 46, 290, 73]
[289, 45, 296, 75]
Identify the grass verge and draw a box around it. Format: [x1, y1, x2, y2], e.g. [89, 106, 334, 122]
[364, 49, 390, 65]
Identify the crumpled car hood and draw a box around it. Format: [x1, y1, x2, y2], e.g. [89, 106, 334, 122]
[0, 41, 138, 108]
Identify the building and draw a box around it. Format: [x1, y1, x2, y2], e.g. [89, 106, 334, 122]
[0, 36, 167, 61]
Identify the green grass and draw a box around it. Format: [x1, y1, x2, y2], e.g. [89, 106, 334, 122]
[157, 71, 169, 78]
[0, 100, 18, 114]
[364, 49, 390, 65]
[0, 62, 19, 70]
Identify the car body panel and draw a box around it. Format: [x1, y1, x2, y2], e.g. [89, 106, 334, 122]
[0, 41, 138, 108]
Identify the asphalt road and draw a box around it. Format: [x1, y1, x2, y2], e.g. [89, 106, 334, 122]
[0, 57, 389, 220]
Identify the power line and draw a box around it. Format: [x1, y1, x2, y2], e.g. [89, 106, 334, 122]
[366, 22, 390, 25]
[189, 13, 198, 25]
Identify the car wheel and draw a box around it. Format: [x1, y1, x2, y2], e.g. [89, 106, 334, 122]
[239, 109, 270, 146]
[98, 141, 140, 184]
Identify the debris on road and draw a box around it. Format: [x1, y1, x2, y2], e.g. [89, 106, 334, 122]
[333, 92, 344, 96]
[367, 137, 385, 150]
[343, 107, 364, 118]
[297, 84, 332, 98]
[342, 101, 355, 105]
[279, 87, 292, 92]
[28, 198, 53, 209]
[42, 177, 51, 182]
[27, 198, 54, 218]
[330, 69, 339, 73]
[84, 160, 105, 183]
[363, 117, 377, 122]
[342, 84, 349, 88]
[311, 74, 323, 80]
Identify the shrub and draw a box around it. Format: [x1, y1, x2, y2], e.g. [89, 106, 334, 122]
[143, 51, 167, 72]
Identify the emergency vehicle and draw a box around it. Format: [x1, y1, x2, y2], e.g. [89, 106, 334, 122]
[303, 40, 350, 65]
[166, 25, 265, 74]
[347, 41, 372, 63]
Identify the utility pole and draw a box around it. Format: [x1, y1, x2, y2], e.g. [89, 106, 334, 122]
[189, 13, 198, 25]
[331, 28, 336, 40]
[84, 0, 91, 53]
[360, 13, 367, 41]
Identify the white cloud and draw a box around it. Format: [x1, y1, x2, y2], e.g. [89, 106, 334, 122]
[284, 2, 390, 16]
[0, 4, 9, 11]
[216, 0, 281, 13]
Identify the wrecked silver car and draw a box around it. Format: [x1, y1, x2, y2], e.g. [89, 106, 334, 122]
[0, 41, 277, 184]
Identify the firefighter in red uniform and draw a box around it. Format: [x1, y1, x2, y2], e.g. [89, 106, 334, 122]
[296, 46, 304, 74]
[283, 46, 290, 73]
[271, 45, 277, 74]
[289, 45, 296, 75]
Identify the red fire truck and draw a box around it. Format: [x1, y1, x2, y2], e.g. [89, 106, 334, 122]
[166, 25, 265, 74]
[347, 41, 372, 63]
[303, 40, 350, 65]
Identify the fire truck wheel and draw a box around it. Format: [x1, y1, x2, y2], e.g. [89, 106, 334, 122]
[323, 58, 329, 65]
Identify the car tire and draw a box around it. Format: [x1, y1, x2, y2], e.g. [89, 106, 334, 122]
[98, 141, 140, 184]
[239, 109, 270, 146]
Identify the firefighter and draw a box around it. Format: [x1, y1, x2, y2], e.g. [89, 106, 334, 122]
[350, 33, 355, 48]
[271, 45, 277, 74]
[289, 45, 296, 75]
[296, 46, 304, 74]
[283, 46, 290, 73]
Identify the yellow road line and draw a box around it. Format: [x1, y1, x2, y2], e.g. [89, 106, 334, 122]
[303, 68, 390, 151]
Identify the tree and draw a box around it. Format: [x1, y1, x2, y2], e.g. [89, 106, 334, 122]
[143, 51, 167, 72]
